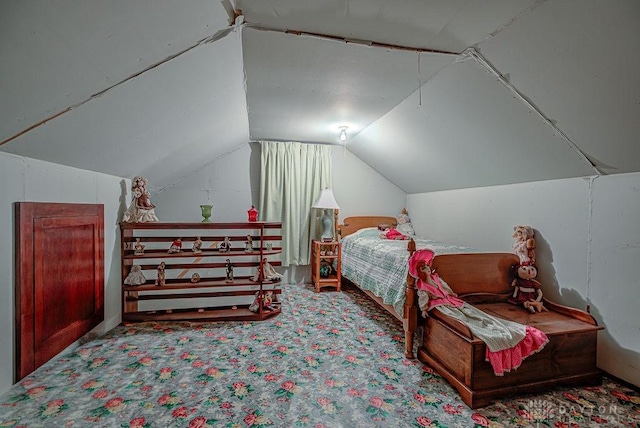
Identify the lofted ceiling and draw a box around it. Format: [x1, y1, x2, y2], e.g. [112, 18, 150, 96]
[1, 0, 639, 193]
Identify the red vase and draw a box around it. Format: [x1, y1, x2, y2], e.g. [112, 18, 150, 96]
[248, 205, 258, 222]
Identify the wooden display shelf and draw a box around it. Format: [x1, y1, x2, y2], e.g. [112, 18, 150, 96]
[120, 221, 283, 322]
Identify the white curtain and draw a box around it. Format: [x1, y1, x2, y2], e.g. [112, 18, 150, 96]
[259, 141, 332, 266]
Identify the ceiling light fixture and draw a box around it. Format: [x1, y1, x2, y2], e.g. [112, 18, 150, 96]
[339, 126, 348, 142]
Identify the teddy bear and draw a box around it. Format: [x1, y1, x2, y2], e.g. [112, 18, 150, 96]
[512, 225, 536, 264]
[508, 262, 548, 313]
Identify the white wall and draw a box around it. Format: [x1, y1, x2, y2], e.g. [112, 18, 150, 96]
[407, 172, 640, 386]
[0, 151, 127, 395]
[332, 144, 406, 220]
[153, 142, 407, 281]
[152, 143, 260, 223]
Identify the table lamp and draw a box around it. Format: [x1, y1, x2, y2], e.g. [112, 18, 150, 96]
[312, 188, 340, 242]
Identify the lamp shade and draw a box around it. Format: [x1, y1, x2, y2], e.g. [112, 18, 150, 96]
[312, 188, 340, 209]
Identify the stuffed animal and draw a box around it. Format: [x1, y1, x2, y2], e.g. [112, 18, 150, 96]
[512, 225, 536, 264]
[508, 262, 548, 313]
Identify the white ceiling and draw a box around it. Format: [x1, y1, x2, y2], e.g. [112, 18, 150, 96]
[1, 0, 639, 192]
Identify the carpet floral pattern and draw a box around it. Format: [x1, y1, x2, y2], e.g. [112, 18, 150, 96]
[1, 284, 638, 427]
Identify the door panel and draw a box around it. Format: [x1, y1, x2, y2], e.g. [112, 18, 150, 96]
[15, 202, 104, 381]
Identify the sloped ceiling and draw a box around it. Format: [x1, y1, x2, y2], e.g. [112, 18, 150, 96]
[1, 0, 639, 193]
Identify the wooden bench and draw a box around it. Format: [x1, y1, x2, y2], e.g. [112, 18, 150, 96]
[416, 253, 603, 409]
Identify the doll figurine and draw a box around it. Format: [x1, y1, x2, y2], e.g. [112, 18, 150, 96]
[218, 236, 231, 253]
[512, 225, 536, 264]
[134, 238, 145, 255]
[225, 259, 234, 283]
[263, 291, 275, 311]
[508, 262, 548, 313]
[379, 225, 410, 240]
[155, 262, 166, 286]
[248, 291, 276, 313]
[248, 292, 261, 313]
[122, 176, 160, 223]
[192, 236, 203, 254]
[124, 265, 146, 286]
[168, 238, 182, 253]
[262, 258, 283, 281]
[250, 264, 262, 282]
[244, 235, 253, 252]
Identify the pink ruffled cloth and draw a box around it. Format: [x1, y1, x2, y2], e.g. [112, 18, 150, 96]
[380, 227, 410, 240]
[485, 326, 549, 376]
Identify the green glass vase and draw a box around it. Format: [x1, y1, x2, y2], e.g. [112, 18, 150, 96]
[200, 204, 213, 222]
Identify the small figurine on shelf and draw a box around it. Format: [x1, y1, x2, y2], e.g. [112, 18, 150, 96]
[124, 265, 146, 286]
[225, 259, 234, 283]
[191, 273, 201, 283]
[249, 292, 261, 312]
[218, 236, 231, 253]
[122, 176, 160, 223]
[263, 291, 276, 311]
[266, 242, 273, 251]
[134, 238, 145, 255]
[248, 205, 259, 222]
[192, 236, 203, 254]
[249, 291, 276, 313]
[168, 238, 182, 254]
[250, 264, 262, 282]
[262, 257, 283, 282]
[244, 235, 253, 252]
[155, 262, 166, 286]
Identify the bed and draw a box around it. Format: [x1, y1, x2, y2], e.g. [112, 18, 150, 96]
[337, 215, 496, 358]
[338, 215, 603, 408]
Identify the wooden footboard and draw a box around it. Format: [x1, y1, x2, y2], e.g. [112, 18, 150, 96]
[403, 239, 418, 358]
[343, 238, 418, 359]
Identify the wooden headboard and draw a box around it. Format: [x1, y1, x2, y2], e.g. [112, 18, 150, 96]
[338, 216, 397, 238]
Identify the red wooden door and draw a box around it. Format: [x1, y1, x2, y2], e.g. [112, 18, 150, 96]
[15, 202, 104, 381]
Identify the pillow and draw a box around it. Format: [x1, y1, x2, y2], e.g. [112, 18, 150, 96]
[396, 209, 415, 236]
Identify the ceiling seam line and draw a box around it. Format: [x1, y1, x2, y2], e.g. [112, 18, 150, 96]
[284, 28, 458, 55]
[243, 24, 458, 56]
[464, 48, 603, 175]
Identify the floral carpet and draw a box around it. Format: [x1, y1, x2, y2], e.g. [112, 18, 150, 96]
[1, 284, 638, 428]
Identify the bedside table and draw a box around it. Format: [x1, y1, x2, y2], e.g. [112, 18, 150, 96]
[311, 240, 341, 292]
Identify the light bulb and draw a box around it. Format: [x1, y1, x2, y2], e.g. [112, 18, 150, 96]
[339, 126, 348, 142]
